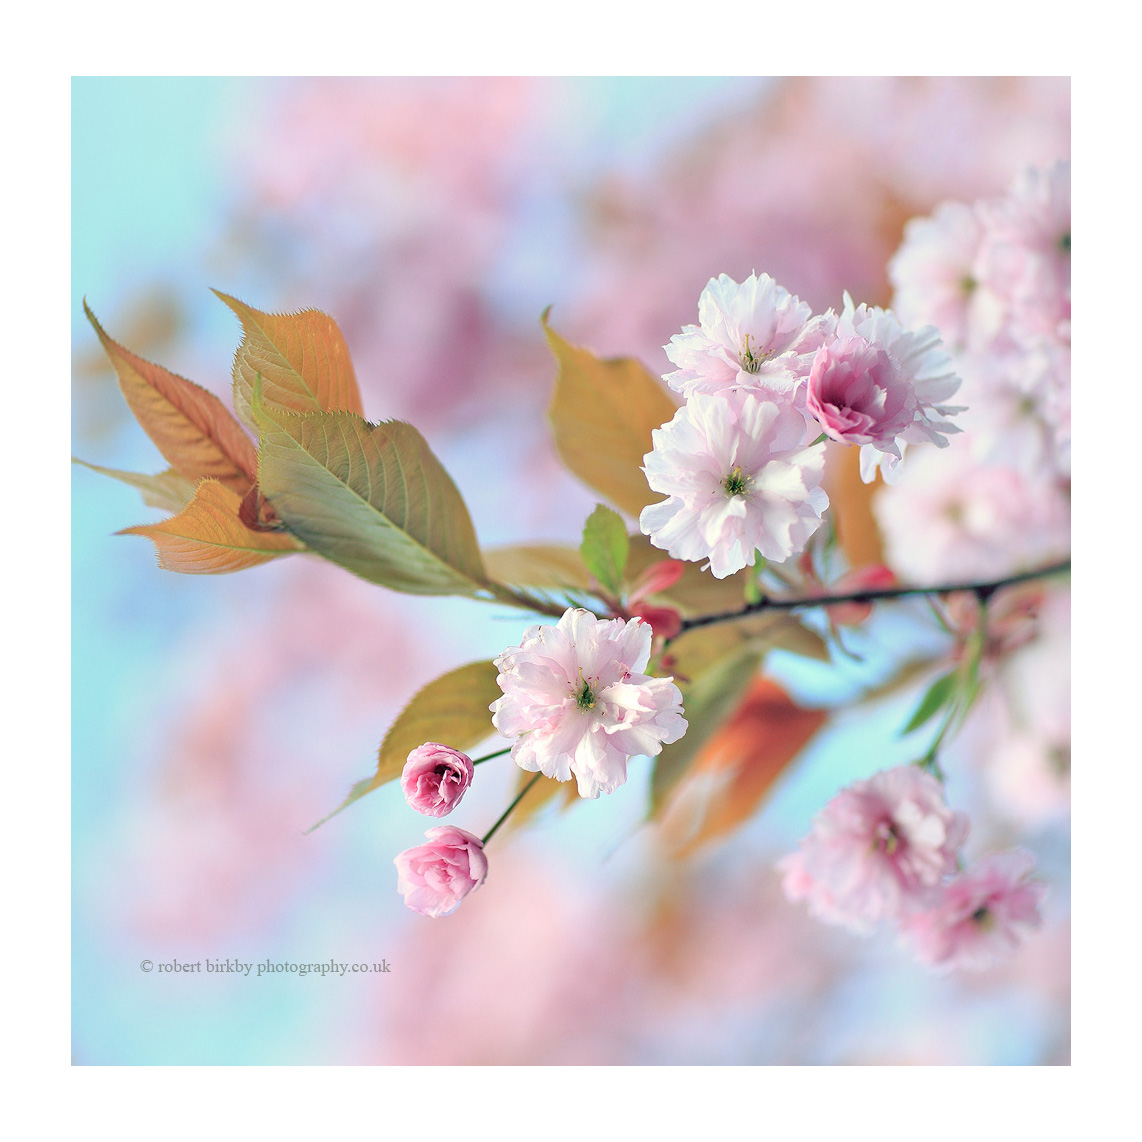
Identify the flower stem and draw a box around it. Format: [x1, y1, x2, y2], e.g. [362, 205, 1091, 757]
[482, 772, 544, 846]
[472, 746, 512, 766]
[672, 558, 1070, 638]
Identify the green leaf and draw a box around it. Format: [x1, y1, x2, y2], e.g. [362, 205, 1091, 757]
[544, 312, 679, 519]
[73, 458, 197, 514]
[251, 385, 488, 596]
[650, 646, 763, 816]
[307, 660, 502, 831]
[901, 671, 958, 735]
[579, 504, 629, 596]
[214, 291, 365, 430]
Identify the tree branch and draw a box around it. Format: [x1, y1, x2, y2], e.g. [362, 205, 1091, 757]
[673, 558, 1071, 637]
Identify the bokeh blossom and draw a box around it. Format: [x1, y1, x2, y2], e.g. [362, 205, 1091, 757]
[394, 826, 488, 918]
[490, 609, 686, 799]
[899, 850, 1045, 971]
[663, 272, 830, 399]
[874, 437, 1070, 583]
[887, 200, 998, 353]
[888, 160, 1071, 483]
[400, 743, 475, 817]
[640, 390, 828, 577]
[779, 764, 969, 933]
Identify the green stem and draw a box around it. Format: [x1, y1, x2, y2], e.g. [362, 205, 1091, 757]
[481, 772, 543, 846]
[472, 746, 512, 766]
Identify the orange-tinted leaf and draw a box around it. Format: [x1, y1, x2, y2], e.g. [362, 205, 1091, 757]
[650, 646, 763, 814]
[120, 479, 304, 574]
[215, 291, 364, 429]
[545, 313, 679, 519]
[83, 302, 257, 495]
[658, 677, 826, 857]
[824, 444, 885, 570]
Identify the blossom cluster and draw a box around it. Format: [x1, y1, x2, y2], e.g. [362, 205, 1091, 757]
[779, 764, 1045, 971]
[640, 272, 964, 578]
[394, 609, 687, 917]
[876, 162, 1071, 582]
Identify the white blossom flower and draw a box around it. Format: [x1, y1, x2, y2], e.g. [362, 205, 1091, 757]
[663, 272, 832, 400]
[640, 390, 828, 578]
[490, 609, 686, 799]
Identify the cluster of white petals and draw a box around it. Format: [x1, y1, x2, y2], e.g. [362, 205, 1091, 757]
[640, 391, 827, 578]
[490, 609, 687, 799]
[641, 270, 965, 573]
[663, 272, 829, 399]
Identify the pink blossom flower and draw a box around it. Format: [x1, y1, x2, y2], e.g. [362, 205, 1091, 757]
[873, 437, 1070, 583]
[899, 850, 1045, 971]
[806, 336, 918, 450]
[977, 161, 1070, 348]
[400, 743, 475, 817]
[394, 826, 488, 917]
[779, 764, 969, 933]
[640, 390, 828, 578]
[490, 609, 686, 799]
[830, 294, 964, 483]
[663, 272, 832, 399]
[888, 199, 1002, 353]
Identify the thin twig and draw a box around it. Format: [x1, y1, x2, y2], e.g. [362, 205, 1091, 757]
[673, 558, 1070, 637]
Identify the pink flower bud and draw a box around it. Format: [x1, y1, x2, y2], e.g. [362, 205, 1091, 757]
[394, 826, 488, 917]
[400, 743, 475, 817]
[628, 559, 686, 604]
[630, 603, 683, 642]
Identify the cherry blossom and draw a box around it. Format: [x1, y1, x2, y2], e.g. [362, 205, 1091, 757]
[640, 390, 828, 578]
[779, 764, 969, 933]
[490, 609, 686, 799]
[873, 437, 1070, 583]
[805, 335, 918, 451]
[898, 850, 1045, 971]
[663, 272, 832, 400]
[400, 743, 475, 817]
[828, 293, 963, 483]
[394, 826, 489, 918]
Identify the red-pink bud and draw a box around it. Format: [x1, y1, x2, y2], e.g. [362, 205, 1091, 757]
[629, 559, 686, 605]
[630, 603, 683, 641]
